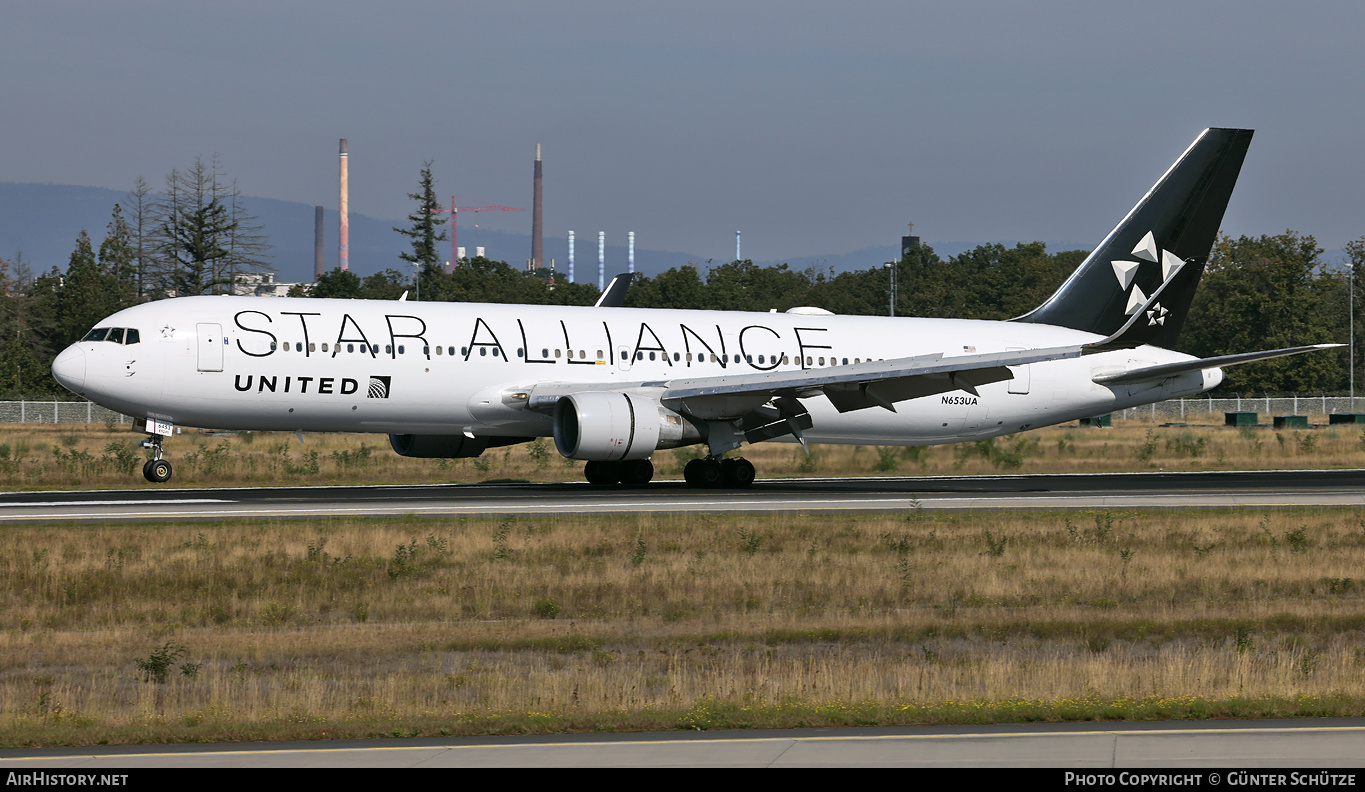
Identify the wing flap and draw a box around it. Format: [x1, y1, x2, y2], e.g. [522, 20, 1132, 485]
[660, 346, 1083, 419]
[524, 346, 1086, 422]
[823, 367, 1013, 413]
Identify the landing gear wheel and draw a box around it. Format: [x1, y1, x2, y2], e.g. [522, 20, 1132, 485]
[684, 458, 724, 488]
[721, 457, 755, 488]
[619, 459, 654, 487]
[143, 458, 172, 483]
[584, 460, 621, 485]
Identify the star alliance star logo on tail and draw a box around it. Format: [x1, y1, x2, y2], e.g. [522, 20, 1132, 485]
[1110, 231, 1185, 318]
[367, 376, 391, 399]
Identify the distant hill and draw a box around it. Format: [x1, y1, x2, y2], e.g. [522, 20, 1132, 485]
[0, 182, 1096, 285]
[0, 182, 714, 284]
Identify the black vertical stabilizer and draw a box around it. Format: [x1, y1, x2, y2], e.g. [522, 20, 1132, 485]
[594, 272, 636, 308]
[1014, 128, 1253, 347]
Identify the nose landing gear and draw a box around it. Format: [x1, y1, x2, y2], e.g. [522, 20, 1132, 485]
[138, 423, 173, 483]
[142, 456, 172, 483]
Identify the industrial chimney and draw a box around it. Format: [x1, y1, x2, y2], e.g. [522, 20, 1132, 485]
[339, 139, 349, 271]
[531, 144, 543, 270]
[314, 206, 324, 279]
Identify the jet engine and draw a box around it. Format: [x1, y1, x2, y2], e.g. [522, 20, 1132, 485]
[552, 392, 701, 461]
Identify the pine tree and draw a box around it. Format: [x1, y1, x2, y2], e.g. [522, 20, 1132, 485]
[165, 197, 231, 297]
[99, 204, 139, 307]
[147, 156, 272, 297]
[58, 230, 119, 343]
[126, 177, 156, 302]
[394, 162, 448, 300]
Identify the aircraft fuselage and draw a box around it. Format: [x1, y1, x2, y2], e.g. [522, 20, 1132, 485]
[54, 295, 1216, 446]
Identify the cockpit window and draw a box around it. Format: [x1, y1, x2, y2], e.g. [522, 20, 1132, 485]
[80, 327, 141, 344]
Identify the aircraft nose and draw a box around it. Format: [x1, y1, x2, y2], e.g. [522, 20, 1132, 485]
[51, 345, 86, 394]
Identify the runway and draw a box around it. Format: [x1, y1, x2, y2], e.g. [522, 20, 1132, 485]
[4, 720, 1364, 767]
[1, 468, 1362, 523]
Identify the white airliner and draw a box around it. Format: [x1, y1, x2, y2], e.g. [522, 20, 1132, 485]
[51, 128, 1338, 486]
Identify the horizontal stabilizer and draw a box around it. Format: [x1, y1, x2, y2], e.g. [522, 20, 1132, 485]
[1092, 344, 1344, 385]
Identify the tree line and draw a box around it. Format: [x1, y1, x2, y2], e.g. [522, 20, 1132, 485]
[0, 159, 1360, 398]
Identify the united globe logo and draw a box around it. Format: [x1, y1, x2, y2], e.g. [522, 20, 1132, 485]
[367, 376, 391, 399]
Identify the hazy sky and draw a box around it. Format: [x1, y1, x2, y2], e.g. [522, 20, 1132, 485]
[4, 1, 1363, 263]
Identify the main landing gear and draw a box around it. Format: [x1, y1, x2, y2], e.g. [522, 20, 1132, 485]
[683, 457, 755, 489]
[584, 459, 655, 486]
[581, 456, 756, 488]
[140, 434, 172, 483]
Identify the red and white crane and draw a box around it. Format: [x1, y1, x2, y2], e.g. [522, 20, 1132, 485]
[431, 196, 524, 272]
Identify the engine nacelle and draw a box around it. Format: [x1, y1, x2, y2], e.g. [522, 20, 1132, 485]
[553, 392, 700, 461]
[388, 434, 488, 459]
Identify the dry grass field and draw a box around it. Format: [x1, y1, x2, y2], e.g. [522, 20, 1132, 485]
[3, 416, 1363, 746]
[2, 505, 1364, 746]
[1, 413, 1363, 489]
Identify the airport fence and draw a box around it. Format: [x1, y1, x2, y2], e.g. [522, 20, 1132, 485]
[1116, 396, 1364, 422]
[0, 396, 1361, 427]
[0, 400, 131, 425]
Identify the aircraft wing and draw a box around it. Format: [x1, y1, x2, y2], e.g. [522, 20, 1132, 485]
[1091, 344, 1343, 385]
[527, 345, 1087, 420]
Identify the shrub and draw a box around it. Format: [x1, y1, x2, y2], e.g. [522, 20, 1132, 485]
[134, 641, 186, 683]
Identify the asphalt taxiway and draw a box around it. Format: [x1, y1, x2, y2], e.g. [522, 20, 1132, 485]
[0, 468, 1362, 523]
[4, 720, 1365, 767]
